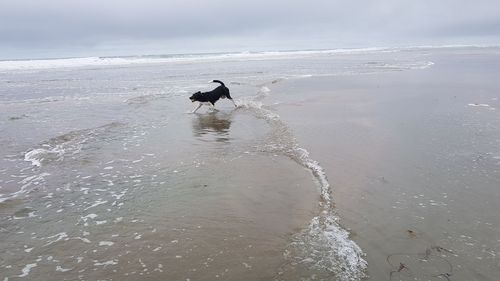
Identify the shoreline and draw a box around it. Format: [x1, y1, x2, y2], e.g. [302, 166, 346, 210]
[1, 46, 499, 280]
[271, 50, 500, 280]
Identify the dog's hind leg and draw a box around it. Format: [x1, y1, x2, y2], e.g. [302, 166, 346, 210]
[192, 103, 203, 113]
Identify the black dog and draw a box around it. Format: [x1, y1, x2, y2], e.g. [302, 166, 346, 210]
[189, 80, 236, 113]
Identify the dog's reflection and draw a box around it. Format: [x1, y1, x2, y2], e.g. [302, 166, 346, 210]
[191, 112, 232, 142]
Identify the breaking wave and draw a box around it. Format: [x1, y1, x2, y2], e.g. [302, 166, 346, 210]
[0, 45, 454, 72]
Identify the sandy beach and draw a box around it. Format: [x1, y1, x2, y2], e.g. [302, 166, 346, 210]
[271, 48, 500, 280]
[1, 47, 499, 280]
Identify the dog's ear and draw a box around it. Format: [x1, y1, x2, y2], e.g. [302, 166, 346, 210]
[225, 89, 233, 100]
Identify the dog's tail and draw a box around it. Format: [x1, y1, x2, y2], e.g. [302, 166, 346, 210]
[212, 80, 225, 86]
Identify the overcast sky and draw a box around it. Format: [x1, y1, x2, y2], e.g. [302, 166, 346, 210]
[1, 0, 499, 59]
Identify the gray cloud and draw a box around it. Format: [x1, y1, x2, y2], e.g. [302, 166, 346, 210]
[1, 0, 499, 59]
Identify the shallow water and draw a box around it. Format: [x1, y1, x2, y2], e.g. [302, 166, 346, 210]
[270, 48, 500, 280]
[1, 47, 489, 280]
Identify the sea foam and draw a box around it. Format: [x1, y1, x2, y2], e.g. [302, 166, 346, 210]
[237, 82, 367, 280]
[0, 46, 449, 72]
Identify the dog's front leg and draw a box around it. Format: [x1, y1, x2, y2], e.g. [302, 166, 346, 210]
[192, 103, 202, 113]
[209, 103, 218, 111]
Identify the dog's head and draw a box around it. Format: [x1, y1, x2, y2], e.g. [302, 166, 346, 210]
[189, 91, 202, 102]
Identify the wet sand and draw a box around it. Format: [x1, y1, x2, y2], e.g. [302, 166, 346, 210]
[271, 49, 500, 280]
[2, 47, 499, 280]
